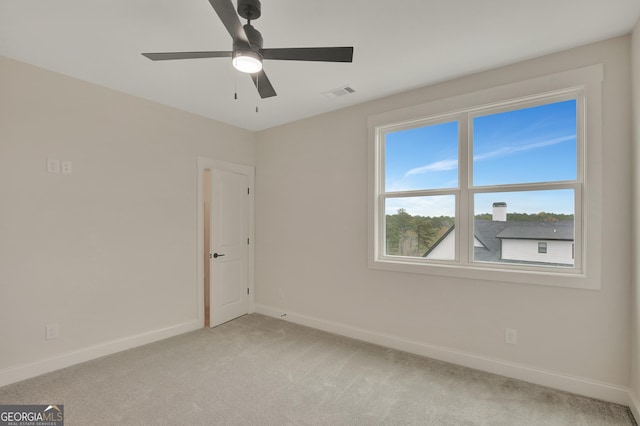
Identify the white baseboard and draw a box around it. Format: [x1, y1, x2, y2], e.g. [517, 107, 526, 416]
[255, 304, 632, 407]
[0, 320, 201, 387]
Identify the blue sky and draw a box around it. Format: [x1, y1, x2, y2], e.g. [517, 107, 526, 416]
[385, 99, 577, 216]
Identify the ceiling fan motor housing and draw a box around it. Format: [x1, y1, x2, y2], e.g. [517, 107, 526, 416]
[242, 24, 263, 49]
[232, 23, 263, 73]
[238, 0, 261, 21]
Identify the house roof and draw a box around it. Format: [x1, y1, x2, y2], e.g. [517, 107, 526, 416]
[422, 225, 456, 258]
[424, 220, 575, 262]
[495, 221, 574, 240]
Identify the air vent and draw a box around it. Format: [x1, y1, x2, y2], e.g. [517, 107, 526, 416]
[324, 85, 356, 99]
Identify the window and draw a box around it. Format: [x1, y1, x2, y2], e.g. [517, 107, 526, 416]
[377, 92, 581, 270]
[368, 65, 603, 289]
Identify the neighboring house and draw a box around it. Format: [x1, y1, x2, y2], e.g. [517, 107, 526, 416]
[425, 203, 575, 266]
[422, 226, 456, 260]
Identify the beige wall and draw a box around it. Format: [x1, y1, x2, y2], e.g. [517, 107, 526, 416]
[0, 56, 255, 381]
[256, 36, 633, 394]
[0, 31, 636, 406]
[631, 17, 640, 410]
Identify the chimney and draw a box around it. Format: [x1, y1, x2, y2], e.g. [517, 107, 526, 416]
[492, 202, 507, 222]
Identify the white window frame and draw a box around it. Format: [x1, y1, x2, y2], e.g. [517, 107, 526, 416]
[367, 65, 603, 290]
[538, 242, 548, 254]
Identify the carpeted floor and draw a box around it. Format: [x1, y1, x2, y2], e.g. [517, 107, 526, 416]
[0, 314, 636, 425]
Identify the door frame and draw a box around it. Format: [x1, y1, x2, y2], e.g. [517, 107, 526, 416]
[197, 157, 255, 327]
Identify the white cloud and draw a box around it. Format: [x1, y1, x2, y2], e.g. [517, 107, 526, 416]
[473, 135, 575, 161]
[403, 134, 575, 178]
[404, 159, 458, 177]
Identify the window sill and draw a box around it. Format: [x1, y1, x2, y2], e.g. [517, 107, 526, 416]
[369, 257, 598, 290]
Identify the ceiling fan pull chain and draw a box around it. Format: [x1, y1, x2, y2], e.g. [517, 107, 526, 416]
[255, 73, 259, 112]
[234, 72, 238, 100]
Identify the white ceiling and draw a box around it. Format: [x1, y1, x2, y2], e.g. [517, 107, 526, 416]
[1, 1, 639, 131]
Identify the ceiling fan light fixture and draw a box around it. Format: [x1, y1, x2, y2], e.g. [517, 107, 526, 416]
[232, 50, 263, 73]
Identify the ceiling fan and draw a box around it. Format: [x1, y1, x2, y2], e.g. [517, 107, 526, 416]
[142, 0, 354, 99]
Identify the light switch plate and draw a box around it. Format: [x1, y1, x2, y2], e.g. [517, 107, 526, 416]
[62, 160, 72, 174]
[47, 158, 60, 174]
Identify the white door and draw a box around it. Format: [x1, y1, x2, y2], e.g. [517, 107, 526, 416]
[209, 169, 249, 327]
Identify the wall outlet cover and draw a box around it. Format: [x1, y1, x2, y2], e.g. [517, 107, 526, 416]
[46, 323, 60, 340]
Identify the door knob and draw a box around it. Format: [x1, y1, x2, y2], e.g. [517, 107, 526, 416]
[213, 253, 225, 259]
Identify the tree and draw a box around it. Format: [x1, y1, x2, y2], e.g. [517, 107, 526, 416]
[386, 208, 413, 255]
[474, 212, 574, 222]
[386, 210, 454, 256]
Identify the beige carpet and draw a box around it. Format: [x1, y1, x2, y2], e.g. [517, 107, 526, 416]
[0, 314, 635, 425]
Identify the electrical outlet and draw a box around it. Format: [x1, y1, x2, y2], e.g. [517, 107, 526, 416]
[46, 323, 59, 340]
[505, 328, 518, 345]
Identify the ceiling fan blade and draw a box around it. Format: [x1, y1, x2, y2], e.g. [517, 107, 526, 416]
[209, 0, 250, 47]
[250, 70, 277, 99]
[142, 51, 232, 61]
[261, 47, 353, 62]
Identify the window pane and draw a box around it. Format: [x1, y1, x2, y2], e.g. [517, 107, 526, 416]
[385, 195, 455, 259]
[385, 121, 458, 192]
[473, 190, 574, 267]
[473, 100, 577, 186]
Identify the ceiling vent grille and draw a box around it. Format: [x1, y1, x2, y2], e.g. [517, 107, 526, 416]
[324, 85, 356, 99]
